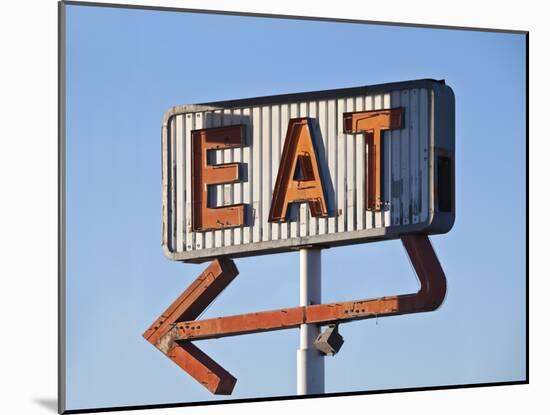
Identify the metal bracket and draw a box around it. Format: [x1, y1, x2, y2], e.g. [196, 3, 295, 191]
[314, 324, 344, 356]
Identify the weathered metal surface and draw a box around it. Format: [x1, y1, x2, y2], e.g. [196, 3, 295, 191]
[174, 234, 446, 342]
[166, 341, 237, 395]
[143, 258, 238, 394]
[145, 235, 446, 394]
[143, 258, 238, 345]
[269, 118, 328, 222]
[177, 307, 304, 340]
[162, 79, 455, 262]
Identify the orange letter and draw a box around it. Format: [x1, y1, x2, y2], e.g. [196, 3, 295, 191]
[269, 118, 328, 222]
[191, 125, 246, 231]
[343, 108, 403, 211]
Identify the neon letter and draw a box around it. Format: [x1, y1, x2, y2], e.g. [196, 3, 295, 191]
[343, 108, 403, 210]
[269, 118, 328, 222]
[191, 125, 246, 231]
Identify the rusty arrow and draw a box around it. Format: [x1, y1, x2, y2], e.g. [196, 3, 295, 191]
[143, 258, 239, 395]
[144, 234, 446, 395]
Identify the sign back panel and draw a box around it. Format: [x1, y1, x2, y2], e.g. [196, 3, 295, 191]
[162, 79, 455, 262]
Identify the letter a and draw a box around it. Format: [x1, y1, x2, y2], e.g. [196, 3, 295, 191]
[269, 118, 328, 222]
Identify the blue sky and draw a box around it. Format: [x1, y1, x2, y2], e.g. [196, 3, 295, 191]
[64, 4, 526, 411]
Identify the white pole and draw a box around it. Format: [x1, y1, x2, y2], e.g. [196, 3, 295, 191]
[297, 248, 325, 395]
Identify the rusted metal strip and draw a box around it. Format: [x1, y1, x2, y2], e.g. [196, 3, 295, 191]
[176, 307, 304, 340]
[166, 342, 237, 395]
[143, 258, 239, 395]
[174, 234, 446, 341]
[401, 233, 447, 310]
[143, 258, 239, 345]
[309, 234, 446, 322]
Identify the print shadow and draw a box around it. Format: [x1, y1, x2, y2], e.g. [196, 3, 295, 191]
[34, 398, 57, 413]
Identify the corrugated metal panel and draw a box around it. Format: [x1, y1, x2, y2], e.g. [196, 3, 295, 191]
[162, 80, 454, 262]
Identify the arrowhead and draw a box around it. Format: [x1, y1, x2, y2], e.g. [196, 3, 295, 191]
[143, 258, 239, 395]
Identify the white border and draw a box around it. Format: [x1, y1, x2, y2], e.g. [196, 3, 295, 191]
[0, 1, 543, 414]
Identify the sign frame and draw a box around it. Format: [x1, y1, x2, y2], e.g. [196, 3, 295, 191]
[161, 78, 455, 263]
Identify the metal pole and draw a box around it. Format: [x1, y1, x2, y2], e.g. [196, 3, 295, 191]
[297, 248, 324, 395]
